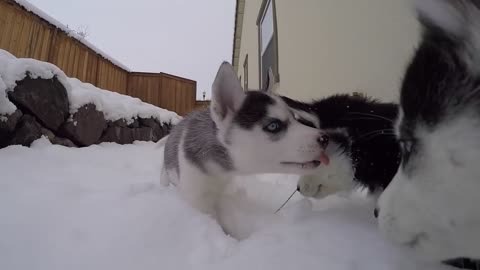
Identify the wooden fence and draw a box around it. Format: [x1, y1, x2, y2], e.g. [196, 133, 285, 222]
[0, 0, 198, 115]
[127, 72, 196, 116]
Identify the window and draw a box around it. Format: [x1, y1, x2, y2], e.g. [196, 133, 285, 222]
[243, 55, 249, 90]
[257, 0, 279, 90]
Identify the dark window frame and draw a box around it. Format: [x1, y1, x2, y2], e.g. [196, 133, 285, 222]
[256, 0, 280, 90]
[243, 54, 249, 90]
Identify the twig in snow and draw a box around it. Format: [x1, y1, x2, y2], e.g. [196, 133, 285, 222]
[275, 189, 297, 214]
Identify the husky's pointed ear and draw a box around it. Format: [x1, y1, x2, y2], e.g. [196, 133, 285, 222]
[264, 68, 276, 93]
[415, 0, 480, 74]
[210, 62, 246, 125]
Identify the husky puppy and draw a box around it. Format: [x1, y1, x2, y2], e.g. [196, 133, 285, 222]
[161, 62, 330, 218]
[377, 0, 480, 266]
[282, 93, 400, 200]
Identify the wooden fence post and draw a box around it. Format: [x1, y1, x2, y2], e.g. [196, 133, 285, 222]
[95, 57, 100, 87]
[47, 27, 58, 63]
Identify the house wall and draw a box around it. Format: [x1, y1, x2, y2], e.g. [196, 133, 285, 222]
[237, 0, 262, 90]
[236, 0, 419, 102]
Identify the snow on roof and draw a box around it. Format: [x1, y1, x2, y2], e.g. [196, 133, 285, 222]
[0, 49, 181, 124]
[13, 0, 131, 72]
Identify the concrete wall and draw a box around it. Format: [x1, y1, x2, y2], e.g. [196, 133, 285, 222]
[236, 0, 419, 102]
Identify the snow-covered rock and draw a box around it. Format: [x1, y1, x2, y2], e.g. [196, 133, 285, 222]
[9, 114, 43, 146]
[0, 49, 180, 148]
[8, 76, 69, 131]
[60, 104, 106, 146]
[0, 109, 22, 137]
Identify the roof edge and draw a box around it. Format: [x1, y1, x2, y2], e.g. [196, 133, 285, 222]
[231, 0, 245, 73]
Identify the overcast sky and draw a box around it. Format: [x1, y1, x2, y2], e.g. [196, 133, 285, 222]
[27, 0, 236, 100]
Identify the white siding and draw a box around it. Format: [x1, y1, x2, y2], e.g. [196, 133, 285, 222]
[236, 0, 419, 102]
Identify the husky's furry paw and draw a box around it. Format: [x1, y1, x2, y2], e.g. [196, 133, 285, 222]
[297, 174, 340, 199]
[278, 198, 313, 221]
[297, 175, 323, 198]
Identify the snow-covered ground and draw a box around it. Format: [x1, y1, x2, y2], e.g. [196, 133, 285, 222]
[0, 138, 453, 270]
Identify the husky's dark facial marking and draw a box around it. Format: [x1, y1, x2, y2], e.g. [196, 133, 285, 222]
[444, 258, 480, 270]
[233, 92, 275, 129]
[377, 0, 480, 265]
[161, 62, 330, 219]
[283, 94, 401, 198]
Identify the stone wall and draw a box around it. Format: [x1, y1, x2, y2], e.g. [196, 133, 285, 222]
[0, 76, 171, 148]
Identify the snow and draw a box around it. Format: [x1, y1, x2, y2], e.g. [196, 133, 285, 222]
[0, 49, 73, 118]
[0, 139, 453, 270]
[0, 49, 71, 93]
[68, 78, 180, 125]
[0, 49, 181, 125]
[13, 0, 130, 71]
[0, 75, 16, 117]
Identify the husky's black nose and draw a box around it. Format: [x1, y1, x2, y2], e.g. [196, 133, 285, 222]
[374, 208, 379, 218]
[317, 134, 329, 148]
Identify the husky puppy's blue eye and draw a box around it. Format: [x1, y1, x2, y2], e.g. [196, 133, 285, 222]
[264, 120, 283, 133]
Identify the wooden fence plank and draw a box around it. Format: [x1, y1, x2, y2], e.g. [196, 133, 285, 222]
[0, 3, 15, 50]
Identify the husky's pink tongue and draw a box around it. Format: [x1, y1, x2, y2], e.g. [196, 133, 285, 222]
[319, 152, 330, 166]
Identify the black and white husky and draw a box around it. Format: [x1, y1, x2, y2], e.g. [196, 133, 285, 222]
[161, 62, 330, 218]
[282, 94, 401, 200]
[376, 0, 480, 266]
